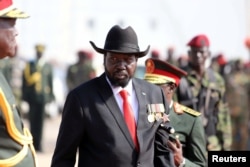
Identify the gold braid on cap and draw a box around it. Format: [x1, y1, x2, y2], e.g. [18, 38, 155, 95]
[5, 8, 29, 18]
[144, 73, 176, 85]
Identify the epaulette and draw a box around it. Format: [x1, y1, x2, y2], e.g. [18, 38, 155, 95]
[180, 104, 201, 116]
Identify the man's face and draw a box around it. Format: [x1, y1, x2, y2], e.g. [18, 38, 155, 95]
[159, 82, 176, 104]
[188, 46, 210, 68]
[0, 18, 17, 59]
[104, 52, 138, 87]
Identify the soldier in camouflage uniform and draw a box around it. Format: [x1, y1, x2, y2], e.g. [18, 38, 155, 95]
[225, 59, 250, 150]
[66, 50, 96, 92]
[175, 34, 232, 151]
[0, 0, 37, 166]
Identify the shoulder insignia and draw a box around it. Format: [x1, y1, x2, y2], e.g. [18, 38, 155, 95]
[173, 102, 184, 115]
[179, 104, 201, 116]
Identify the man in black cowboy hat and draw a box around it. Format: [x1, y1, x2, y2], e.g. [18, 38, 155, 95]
[51, 25, 174, 167]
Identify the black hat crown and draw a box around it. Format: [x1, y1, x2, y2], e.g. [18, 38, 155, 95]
[90, 25, 149, 57]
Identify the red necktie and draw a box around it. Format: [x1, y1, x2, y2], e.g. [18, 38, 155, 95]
[119, 90, 139, 151]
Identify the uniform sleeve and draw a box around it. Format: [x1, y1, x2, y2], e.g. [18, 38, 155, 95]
[216, 75, 232, 151]
[185, 116, 207, 167]
[217, 95, 232, 150]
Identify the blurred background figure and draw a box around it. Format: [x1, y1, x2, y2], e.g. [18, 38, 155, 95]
[150, 49, 160, 59]
[210, 53, 228, 78]
[177, 54, 189, 71]
[22, 44, 55, 152]
[166, 46, 177, 66]
[66, 49, 96, 92]
[216, 53, 227, 76]
[224, 59, 250, 150]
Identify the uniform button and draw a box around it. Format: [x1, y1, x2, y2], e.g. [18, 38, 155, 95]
[137, 162, 141, 166]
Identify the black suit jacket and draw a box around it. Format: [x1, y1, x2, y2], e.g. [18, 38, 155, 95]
[51, 73, 174, 167]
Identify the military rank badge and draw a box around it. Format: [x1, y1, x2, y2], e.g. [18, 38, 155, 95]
[147, 103, 165, 123]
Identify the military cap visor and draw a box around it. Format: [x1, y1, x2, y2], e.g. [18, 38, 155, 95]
[0, 0, 29, 19]
[144, 58, 187, 86]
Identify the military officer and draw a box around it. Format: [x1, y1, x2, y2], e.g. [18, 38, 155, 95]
[144, 58, 206, 167]
[0, 0, 37, 166]
[175, 34, 232, 151]
[22, 44, 55, 152]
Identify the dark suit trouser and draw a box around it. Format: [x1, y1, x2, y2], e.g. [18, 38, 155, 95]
[28, 101, 45, 151]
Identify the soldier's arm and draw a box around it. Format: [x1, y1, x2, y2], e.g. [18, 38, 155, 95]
[185, 116, 207, 167]
[217, 96, 232, 150]
[216, 76, 232, 151]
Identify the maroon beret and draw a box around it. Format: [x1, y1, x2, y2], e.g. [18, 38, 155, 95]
[187, 34, 210, 47]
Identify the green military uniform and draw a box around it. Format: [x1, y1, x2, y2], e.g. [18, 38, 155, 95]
[176, 67, 232, 151]
[0, 0, 37, 166]
[0, 72, 37, 166]
[169, 102, 206, 167]
[22, 59, 54, 151]
[225, 63, 250, 150]
[66, 61, 95, 91]
[66, 50, 96, 92]
[144, 58, 207, 166]
[0, 58, 13, 84]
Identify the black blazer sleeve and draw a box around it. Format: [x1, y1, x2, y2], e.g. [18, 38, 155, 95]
[154, 120, 175, 167]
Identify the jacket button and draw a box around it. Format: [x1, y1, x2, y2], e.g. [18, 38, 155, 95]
[137, 162, 141, 166]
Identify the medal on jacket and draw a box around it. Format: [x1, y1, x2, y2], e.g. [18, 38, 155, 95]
[147, 104, 165, 123]
[148, 114, 155, 123]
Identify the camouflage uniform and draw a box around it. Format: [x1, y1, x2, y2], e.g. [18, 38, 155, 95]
[225, 68, 250, 150]
[176, 67, 232, 151]
[66, 59, 96, 92]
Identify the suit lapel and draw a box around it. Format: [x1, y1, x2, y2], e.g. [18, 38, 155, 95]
[96, 74, 135, 149]
[132, 79, 148, 149]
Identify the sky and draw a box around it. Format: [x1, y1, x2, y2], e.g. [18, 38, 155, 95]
[15, 0, 250, 69]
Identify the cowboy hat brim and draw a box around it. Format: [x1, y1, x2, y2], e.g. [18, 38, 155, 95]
[90, 41, 150, 58]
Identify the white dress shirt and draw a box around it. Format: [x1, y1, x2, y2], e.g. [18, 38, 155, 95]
[106, 76, 139, 124]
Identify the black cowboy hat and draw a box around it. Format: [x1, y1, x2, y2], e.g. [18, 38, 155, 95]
[90, 25, 150, 58]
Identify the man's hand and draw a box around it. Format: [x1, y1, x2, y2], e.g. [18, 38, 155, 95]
[167, 137, 184, 166]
